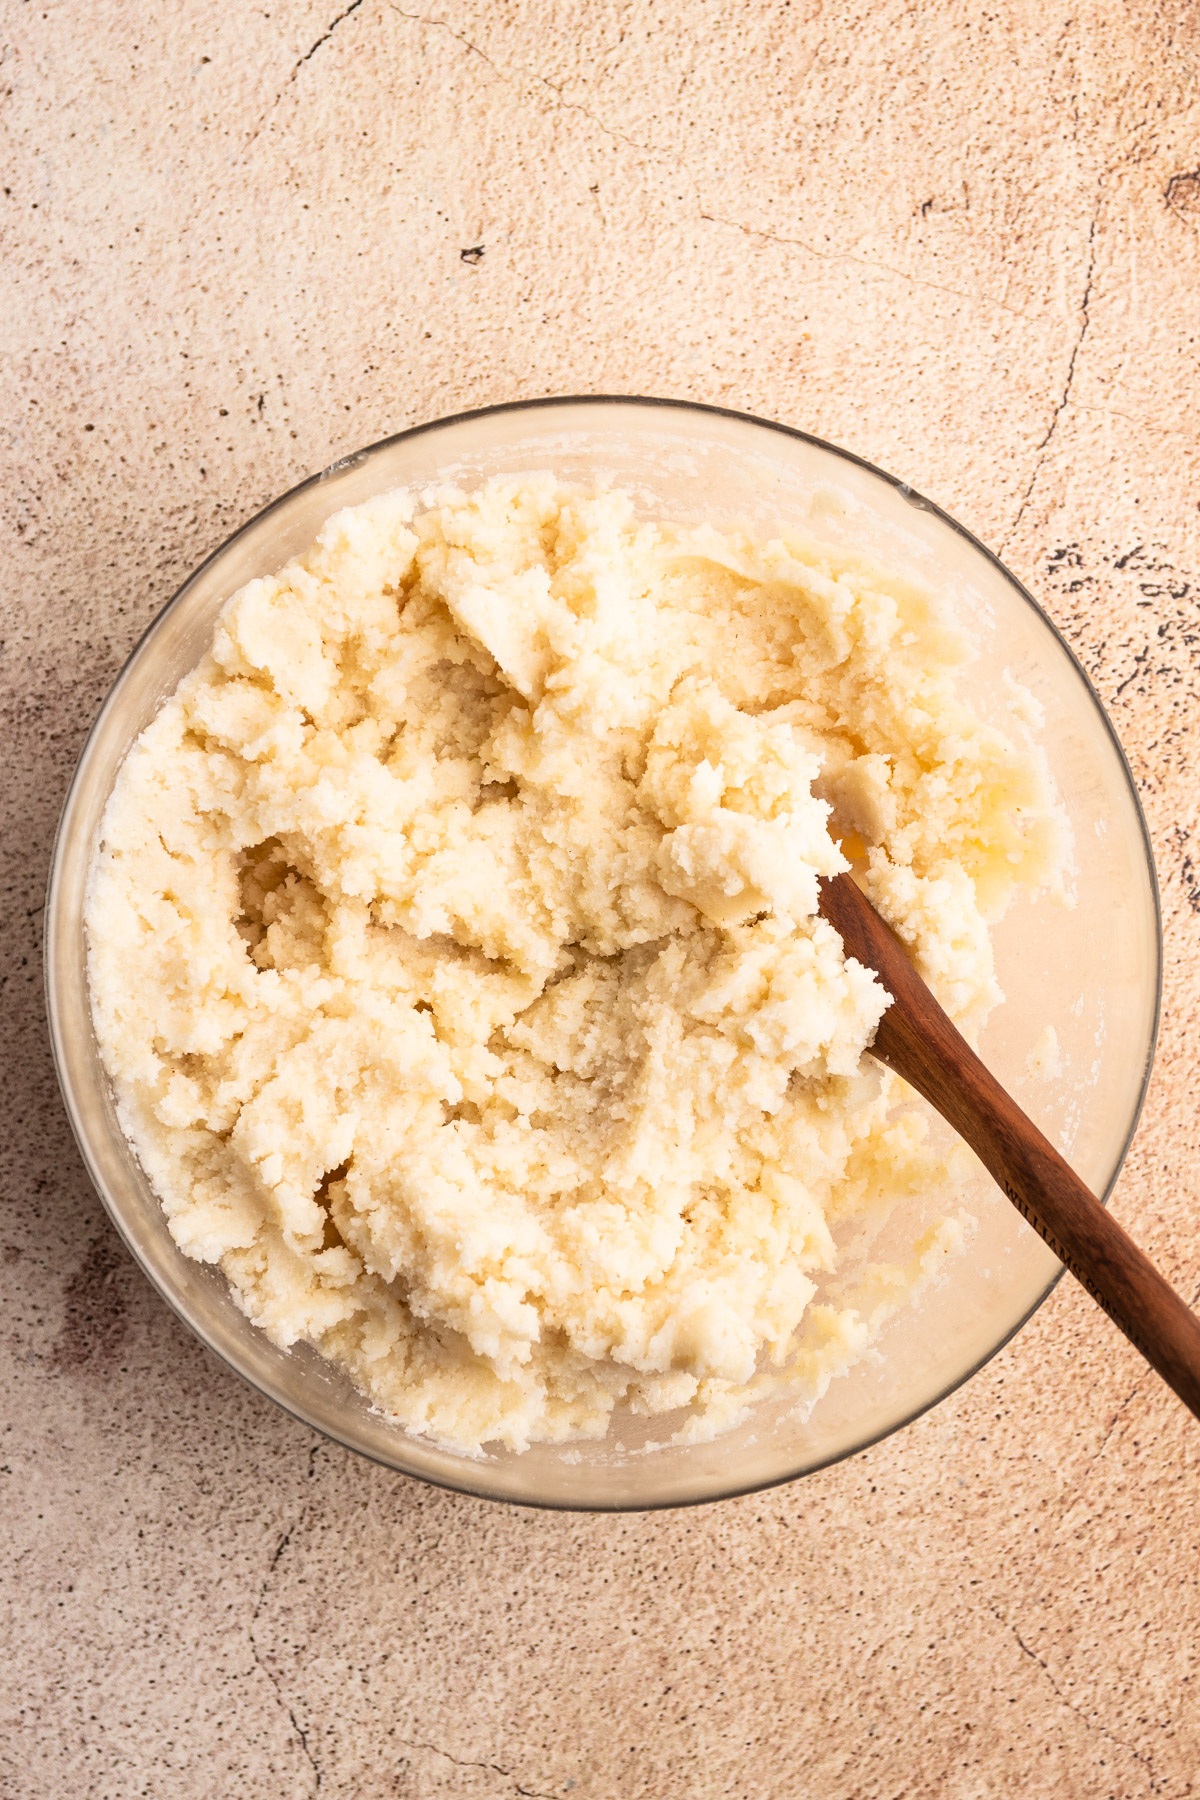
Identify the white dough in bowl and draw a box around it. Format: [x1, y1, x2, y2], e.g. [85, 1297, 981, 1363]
[86, 476, 1064, 1452]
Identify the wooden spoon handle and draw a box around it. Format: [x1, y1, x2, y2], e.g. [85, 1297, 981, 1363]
[819, 872, 1200, 1422]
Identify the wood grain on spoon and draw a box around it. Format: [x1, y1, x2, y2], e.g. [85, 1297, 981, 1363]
[817, 870, 1200, 1423]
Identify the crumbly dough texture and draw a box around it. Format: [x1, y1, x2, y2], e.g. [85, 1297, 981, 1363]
[87, 477, 1061, 1452]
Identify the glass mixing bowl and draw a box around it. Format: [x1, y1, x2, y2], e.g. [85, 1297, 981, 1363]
[45, 397, 1161, 1509]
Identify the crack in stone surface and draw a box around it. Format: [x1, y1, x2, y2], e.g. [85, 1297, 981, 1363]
[530, 72, 670, 164]
[246, 1463, 325, 1793]
[293, 0, 369, 76]
[698, 209, 1026, 320]
[1073, 402, 1196, 446]
[1002, 210, 1098, 552]
[390, 6, 686, 168]
[1084, 1379, 1141, 1474]
[402, 1738, 561, 1798]
[390, 6, 501, 73]
[241, 0, 369, 158]
[1052, 1380, 1142, 1527]
[988, 1604, 1164, 1791]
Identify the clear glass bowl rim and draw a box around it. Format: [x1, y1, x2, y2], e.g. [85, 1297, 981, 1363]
[44, 393, 1163, 1511]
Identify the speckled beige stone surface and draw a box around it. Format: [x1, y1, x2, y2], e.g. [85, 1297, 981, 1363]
[4, 3, 1200, 1795]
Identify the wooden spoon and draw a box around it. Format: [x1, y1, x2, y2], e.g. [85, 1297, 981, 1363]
[818, 870, 1200, 1422]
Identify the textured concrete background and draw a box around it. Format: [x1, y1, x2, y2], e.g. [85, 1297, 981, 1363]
[4, 3, 1200, 1795]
